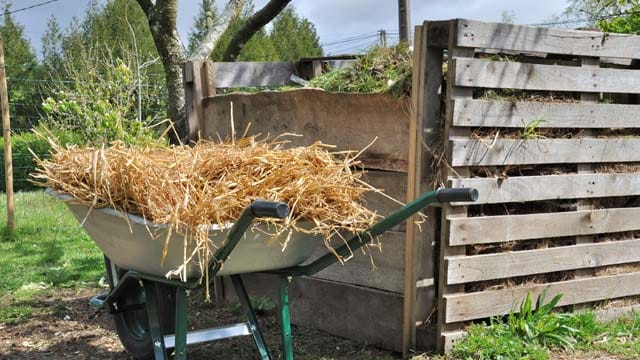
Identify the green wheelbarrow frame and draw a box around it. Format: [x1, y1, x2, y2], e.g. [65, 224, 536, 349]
[95, 187, 477, 360]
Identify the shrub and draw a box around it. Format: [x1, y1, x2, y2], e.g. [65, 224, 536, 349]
[41, 45, 165, 146]
[0, 129, 82, 192]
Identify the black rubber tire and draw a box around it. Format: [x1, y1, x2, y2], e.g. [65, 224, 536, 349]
[104, 256, 176, 360]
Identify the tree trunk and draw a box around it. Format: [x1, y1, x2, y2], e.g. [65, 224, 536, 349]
[222, 0, 292, 61]
[136, 0, 280, 143]
[138, 0, 188, 144]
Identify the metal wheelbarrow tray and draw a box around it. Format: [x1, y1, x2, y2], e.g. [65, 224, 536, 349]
[51, 187, 477, 360]
[49, 189, 321, 279]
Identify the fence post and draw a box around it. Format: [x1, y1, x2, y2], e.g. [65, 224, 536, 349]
[183, 60, 209, 143]
[0, 35, 13, 232]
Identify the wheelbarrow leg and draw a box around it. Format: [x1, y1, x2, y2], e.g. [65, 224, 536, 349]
[173, 287, 188, 360]
[279, 276, 294, 360]
[143, 281, 168, 360]
[230, 274, 272, 360]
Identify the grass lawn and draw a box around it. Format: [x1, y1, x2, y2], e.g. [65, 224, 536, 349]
[0, 190, 105, 324]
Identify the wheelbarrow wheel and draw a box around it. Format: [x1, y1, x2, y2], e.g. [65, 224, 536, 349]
[104, 257, 176, 360]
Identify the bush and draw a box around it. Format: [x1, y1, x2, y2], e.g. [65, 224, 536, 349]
[0, 129, 82, 192]
[41, 45, 165, 146]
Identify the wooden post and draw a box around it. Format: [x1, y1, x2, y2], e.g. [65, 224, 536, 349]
[575, 56, 600, 279]
[183, 61, 206, 142]
[437, 20, 474, 353]
[403, 24, 426, 357]
[0, 36, 13, 232]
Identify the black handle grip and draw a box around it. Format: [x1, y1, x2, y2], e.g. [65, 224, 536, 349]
[436, 188, 479, 203]
[251, 200, 290, 219]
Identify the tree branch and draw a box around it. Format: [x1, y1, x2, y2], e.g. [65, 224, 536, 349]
[222, 0, 292, 61]
[189, 0, 245, 61]
[136, 0, 153, 16]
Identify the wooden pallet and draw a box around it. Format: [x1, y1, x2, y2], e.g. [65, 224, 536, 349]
[427, 19, 640, 352]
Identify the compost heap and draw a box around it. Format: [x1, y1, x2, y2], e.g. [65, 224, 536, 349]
[309, 43, 413, 97]
[32, 135, 381, 292]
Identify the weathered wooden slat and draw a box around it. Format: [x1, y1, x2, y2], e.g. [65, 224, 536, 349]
[444, 272, 640, 323]
[212, 61, 296, 88]
[450, 173, 640, 205]
[446, 238, 640, 284]
[404, 25, 426, 353]
[311, 231, 405, 293]
[203, 89, 410, 172]
[238, 274, 407, 351]
[452, 99, 640, 128]
[426, 20, 450, 48]
[449, 207, 640, 246]
[455, 19, 640, 59]
[450, 138, 640, 166]
[453, 58, 640, 93]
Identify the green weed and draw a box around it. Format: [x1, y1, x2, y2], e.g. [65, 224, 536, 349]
[521, 118, 546, 139]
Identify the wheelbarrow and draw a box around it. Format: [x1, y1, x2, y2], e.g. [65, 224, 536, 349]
[53, 187, 477, 359]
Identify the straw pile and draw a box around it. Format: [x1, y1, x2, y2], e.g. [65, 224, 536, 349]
[31, 135, 381, 286]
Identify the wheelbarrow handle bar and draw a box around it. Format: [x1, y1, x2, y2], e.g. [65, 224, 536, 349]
[272, 187, 477, 277]
[436, 188, 478, 203]
[251, 200, 290, 219]
[209, 200, 289, 276]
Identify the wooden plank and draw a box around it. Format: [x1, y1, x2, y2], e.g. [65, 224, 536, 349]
[450, 173, 640, 205]
[452, 99, 640, 128]
[453, 58, 640, 93]
[412, 23, 445, 344]
[404, 25, 426, 354]
[442, 330, 466, 353]
[212, 61, 296, 88]
[455, 18, 640, 59]
[184, 61, 205, 142]
[202, 89, 410, 172]
[450, 138, 640, 166]
[363, 170, 407, 220]
[310, 231, 405, 292]
[426, 20, 450, 48]
[444, 272, 640, 323]
[436, 20, 474, 352]
[446, 238, 640, 284]
[449, 207, 640, 246]
[576, 56, 599, 279]
[238, 273, 407, 352]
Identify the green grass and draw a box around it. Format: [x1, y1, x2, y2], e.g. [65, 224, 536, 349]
[450, 292, 640, 360]
[0, 190, 104, 324]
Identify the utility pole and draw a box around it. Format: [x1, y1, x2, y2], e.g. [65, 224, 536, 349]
[378, 29, 387, 47]
[398, 0, 411, 43]
[0, 35, 14, 232]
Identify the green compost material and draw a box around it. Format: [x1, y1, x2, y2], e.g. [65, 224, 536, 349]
[309, 44, 413, 97]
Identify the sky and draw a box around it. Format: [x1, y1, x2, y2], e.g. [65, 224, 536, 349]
[11, 0, 571, 58]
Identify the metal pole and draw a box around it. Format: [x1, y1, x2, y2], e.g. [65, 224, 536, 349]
[378, 29, 387, 47]
[0, 35, 14, 232]
[398, 0, 411, 43]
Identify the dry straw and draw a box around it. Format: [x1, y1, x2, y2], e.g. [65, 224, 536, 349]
[31, 133, 382, 292]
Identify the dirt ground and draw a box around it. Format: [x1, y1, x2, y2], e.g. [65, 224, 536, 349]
[0, 288, 401, 360]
